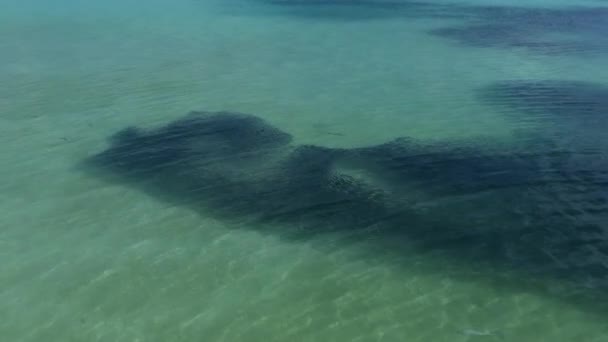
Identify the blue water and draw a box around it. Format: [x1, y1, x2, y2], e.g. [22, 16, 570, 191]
[1, 0, 608, 341]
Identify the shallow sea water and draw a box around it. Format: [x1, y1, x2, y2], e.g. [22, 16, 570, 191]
[1, 0, 608, 341]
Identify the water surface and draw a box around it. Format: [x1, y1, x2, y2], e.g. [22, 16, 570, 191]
[1, 0, 608, 341]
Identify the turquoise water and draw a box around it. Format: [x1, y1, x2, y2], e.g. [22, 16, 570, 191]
[2, 0, 608, 341]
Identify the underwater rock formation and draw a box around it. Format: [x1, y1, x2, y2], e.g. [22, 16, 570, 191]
[479, 80, 608, 118]
[84, 110, 608, 315]
[87, 110, 552, 227]
[252, 0, 608, 56]
[85, 111, 397, 236]
[428, 4, 608, 55]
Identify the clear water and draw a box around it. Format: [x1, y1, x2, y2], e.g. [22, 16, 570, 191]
[1, 0, 608, 341]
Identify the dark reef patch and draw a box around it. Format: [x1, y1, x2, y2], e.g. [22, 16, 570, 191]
[83, 110, 608, 316]
[478, 79, 608, 154]
[478, 80, 608, 259]
[246, 0, 608, 56]
[85, 111, 394, 236]
[429, 5, 608, 55]
[479, 80, 608, 118]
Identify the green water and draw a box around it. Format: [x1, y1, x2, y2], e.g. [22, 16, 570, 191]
[2, 0, 608, 341]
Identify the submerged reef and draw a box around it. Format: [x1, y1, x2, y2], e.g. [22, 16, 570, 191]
[84, 110, 608, 315]
[479, 80, 608, 118]
[251, 0, 608, 56]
